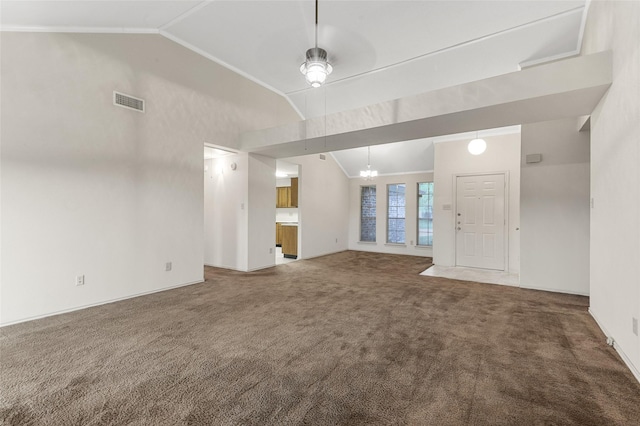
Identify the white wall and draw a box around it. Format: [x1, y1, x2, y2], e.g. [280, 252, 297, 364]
[276, 209, 298, 223]
[582, 0, 640, 381]
[0, 32, 298, 325]
[284, 154, 350, 259]
[204, 153, 292, 272]
[247, 154, 277, 271]
[204, 154, 249, 271]
[520, 118, 590, 295]
[433, 133, 521, 273]
[348, 172, 434, 257]
[276, 178, 292, 187]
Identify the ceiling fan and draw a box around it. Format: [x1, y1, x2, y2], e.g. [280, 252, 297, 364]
[299, 0, 333, 88]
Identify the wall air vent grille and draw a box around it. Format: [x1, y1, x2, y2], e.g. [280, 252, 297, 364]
[113, 91, 145, 112]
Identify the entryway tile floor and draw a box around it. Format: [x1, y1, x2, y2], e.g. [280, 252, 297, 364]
[421, 265, 519, 287]
[275, 246, 296, 266]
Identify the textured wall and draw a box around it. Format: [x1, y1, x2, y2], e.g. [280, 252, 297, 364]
[520, 118, 590, 295]
[582, 0, 640, 380]
[0, 32, 298, 324]
[284, 153, 350, 260]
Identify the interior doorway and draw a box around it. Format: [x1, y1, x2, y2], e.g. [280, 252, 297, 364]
[455, 173, 507, 271]
[275, 160, 300, 265]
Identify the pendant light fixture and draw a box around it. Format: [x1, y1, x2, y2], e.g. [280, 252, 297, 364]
[300, 0, 333, 88]
[360, 146, 378, 180]
[468, 131, 487, 155]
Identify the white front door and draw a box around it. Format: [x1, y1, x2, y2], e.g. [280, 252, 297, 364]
[455, 174, 506, 270]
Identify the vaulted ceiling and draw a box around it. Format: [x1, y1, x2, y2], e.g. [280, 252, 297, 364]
[2, 1, 588, 175]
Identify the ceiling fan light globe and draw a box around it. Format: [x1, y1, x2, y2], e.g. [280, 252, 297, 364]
[300, 48, 332, 88]
[304, 62, 330, 87]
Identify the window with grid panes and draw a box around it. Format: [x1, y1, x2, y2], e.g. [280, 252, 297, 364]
[417, 182, 434, 246]
[387, 184, 406, 244]
[360, 185, 376, 242]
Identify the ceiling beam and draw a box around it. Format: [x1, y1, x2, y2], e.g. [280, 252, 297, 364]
[240, 51, 611, 158]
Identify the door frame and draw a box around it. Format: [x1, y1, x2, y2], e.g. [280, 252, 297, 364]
[453, 171, 510, 272]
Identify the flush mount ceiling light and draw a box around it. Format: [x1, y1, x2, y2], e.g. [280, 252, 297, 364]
[360, 146, 378, 180]
[468, 131, 487, 155]
[300, 0, 333, 88]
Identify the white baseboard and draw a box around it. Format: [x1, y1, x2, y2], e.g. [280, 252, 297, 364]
[204, 262, 242, 271]
[0, 279, 204, 328]
[589, 308, 640, 384]
[205, 262, 276, 272]
[247, 264, 276, 272]
[520, 283, 589, 297]
[348, 245, 432, 258]
[299, 249, 348, 261]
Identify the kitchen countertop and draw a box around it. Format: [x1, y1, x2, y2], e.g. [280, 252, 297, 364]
[281, 222, 298, 226]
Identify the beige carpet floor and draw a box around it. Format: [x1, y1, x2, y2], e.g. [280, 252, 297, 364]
[1, 251, 640, 425]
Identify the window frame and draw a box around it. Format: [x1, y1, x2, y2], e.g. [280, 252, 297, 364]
[416, 181, 434, 247]
[386, 183, 406, 244]
[359, 185, 377, 243]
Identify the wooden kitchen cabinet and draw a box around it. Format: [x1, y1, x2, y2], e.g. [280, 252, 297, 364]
[275, 222, 283, 246]
[290, 178, 298, 207]
[276, 187, 291, 208]
[276, 178, 299, 208]
[281, 225, 298, 259]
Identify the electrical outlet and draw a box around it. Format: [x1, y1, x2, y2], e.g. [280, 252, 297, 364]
[335, 238, 338, 243]
[165, 262, 172, 272]
[633, 317, 638, 336]
[269, 247, 273, 254]
[410, 240, 414, 246]
[76, 275, 84, 286]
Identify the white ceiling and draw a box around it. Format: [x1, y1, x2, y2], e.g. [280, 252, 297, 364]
[2, 1, 587, 176]
[2, 1, 587, 117]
